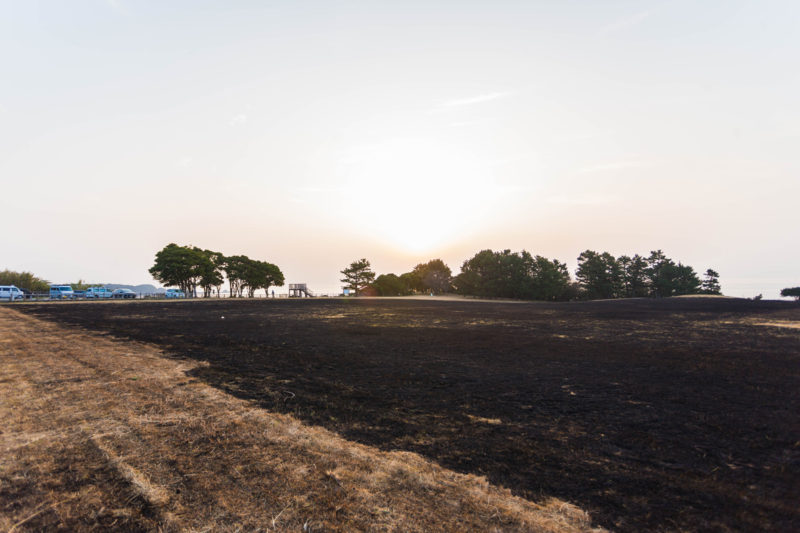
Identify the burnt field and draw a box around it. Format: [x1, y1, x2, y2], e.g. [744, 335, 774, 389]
[18, 297, 800, 532]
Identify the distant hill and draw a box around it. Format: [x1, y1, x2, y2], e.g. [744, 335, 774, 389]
[103, 284, 164, 294]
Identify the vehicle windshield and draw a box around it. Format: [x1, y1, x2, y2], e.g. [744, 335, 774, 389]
[57, 286, 72, 291]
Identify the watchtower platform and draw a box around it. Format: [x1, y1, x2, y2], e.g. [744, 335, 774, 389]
[288, 283, 313, 297]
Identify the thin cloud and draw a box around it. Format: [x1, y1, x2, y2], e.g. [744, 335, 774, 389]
[599, 11, 650, 35]
[442, 91, 513, 108]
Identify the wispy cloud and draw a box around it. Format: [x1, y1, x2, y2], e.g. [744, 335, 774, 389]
[442, 91, 513, 108]
[599, 11, 650, 35]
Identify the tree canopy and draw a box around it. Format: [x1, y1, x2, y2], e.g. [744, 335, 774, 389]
[780, 287, 800, 300]
[340, 258, 375, 295]
[410, 259, 452, 294]
[0, 269, 50, 292]
[372, 273, 410, 296]
[149, 244, 283, 297]
[453, 249, 572, 300]
[701, 269, 722, 295]
[574, 249, 706, 299]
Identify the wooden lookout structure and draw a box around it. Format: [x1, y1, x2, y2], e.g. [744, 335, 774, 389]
[288, 283, 313, 297]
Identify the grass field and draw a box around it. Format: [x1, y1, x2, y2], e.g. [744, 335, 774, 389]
[4, 297, 800, 531]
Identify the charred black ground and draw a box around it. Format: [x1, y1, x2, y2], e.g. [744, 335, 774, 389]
[18, 297, 800, 532]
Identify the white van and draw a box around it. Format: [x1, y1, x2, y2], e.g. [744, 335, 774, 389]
[85, 286, 113, 299]
[0, 285, 24, 301]
[49, 285, 75, 300]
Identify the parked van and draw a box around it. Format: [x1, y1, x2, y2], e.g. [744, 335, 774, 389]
[49, 285, 75, 300]
[85, 286, 113, 299]
[0, 285, 24, 301]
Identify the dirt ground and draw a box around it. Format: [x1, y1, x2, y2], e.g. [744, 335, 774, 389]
[10, 297, 800, 531]
[0, 307, 600, 532]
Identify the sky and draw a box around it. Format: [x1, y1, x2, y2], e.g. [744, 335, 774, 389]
[1, 1, 798, 297]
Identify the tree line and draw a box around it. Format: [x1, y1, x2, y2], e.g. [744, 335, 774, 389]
[149, 244, 284, 297]
[341, 258, 453, 296]
[340, 249, 724, 301]
[0, 269, 51, 292]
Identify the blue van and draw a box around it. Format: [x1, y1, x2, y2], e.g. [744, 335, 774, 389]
[49, 285, 75, 300]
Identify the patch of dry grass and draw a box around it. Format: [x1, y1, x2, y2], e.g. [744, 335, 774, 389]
[0, 307, 603, 532]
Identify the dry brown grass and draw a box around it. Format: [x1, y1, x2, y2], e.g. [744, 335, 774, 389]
[0, 307, 604, 532]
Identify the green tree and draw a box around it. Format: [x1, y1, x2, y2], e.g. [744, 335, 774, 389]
[780, 287, 800, 300]
[524, 253, 572, 301]
[398, 272, 418, 294]
[340, 258, 376, 296]
[454, 249, 571, 300]
[149, 244, 206, 296]
[0, 270, 50, 292]
[372, 273, 409, 296]
[645, 250, 675, 297]
[576, 250, 622, 299]
[454, 249, 507, 298]
[192, 248, 224, 297]
[618, 254, 649, 297]
[645, 250, 701, 297]
[241, 260, 284, 297]
[411, 259, 452, 294]
[701, 269, 722, 295]
[672, 263, 701, 295]
[223, 255, 250, 297]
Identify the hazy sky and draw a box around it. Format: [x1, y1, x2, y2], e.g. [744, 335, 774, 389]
[2, 1, 798, 297]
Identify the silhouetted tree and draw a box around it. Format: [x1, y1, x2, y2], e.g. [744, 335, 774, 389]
[645, 250, 675, 297]
[340, 258, 375, 296]
[372, 273, 409, 296]
[618, 254, 649, 297]
[701, 269, 722, 295]
[780, 287, 800, 300]
[524, 253, 572, 301]
[399, 272, 418, 294]
[576, 250, 622, 299]
[672, 263, 702, 295]
[411, 259, 452, 294]
[454, 249, 571, 300]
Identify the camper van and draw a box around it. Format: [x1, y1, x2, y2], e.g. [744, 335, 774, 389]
[49, 285, 75, 300]
[0, 285, 24, 301]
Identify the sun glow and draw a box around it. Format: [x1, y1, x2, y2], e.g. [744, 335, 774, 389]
[333, 137, 500, 253]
